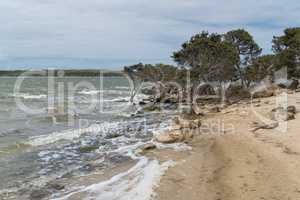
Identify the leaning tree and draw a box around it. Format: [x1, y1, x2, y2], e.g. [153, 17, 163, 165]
[172, 31, 239, 113]
[224, 29, 262, 87]
[272, 27, 300, 78]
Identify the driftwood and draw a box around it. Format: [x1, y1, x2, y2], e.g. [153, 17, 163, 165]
[251, 122, 279, 132]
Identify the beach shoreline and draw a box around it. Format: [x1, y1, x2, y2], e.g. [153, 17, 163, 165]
[143, 92, 300, 200]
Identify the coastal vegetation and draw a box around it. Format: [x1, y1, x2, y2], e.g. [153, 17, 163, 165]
[124, 27, 300, 103]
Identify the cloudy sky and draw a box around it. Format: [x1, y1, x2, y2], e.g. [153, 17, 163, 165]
[0, 0, 299, 69]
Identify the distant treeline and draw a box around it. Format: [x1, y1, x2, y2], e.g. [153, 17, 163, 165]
[0, 70, 123, 77]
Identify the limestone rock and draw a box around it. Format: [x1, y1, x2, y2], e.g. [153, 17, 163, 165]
[288, 79, 299, 90]
[155, 129, 194, 144]
[142, 143, 156, 151]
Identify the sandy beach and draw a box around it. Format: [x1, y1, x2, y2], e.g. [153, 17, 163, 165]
[145, 92, 300, 200]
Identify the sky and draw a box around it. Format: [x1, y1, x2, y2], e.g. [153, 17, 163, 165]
[0, 0, 300, 70]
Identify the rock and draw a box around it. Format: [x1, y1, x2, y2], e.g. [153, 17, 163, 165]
[253, 90, 275, 98]
[251, 122, 279, 132]
[138, 101, 147, 106]
[274, 112, 295, 121]
[155, 129, 194, 144]
[79, 146, 99, 153]
[155, 132, 178, 144]
[47, 182, 65, 190]
[271, 106, 296, 121]
[287, 112, 296, 120]
[277, 83, 287, 89]
[210, 106, 221, 113]
[142, 143, 156, 151]
[104, 133, 122, 139]
[287, 105, 297, 114]
[30, 189, 50, 200]
[252, 84, 279, 98]
[288, 79, 299, 90]
[142, 104, 161, 112]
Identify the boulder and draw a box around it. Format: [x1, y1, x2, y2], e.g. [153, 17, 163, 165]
[287, 105, 297, 114]
[277, 83, 287, 89]
[288, 79, 299, 90]
[46, 182, 65, 190]
[155, 129, 193, 144]
[142, 143, 156, 151]
[271, 106, 296, 121]
[252, 89, 275, 98]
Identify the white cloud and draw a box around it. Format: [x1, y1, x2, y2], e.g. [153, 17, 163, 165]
[0, 0, 299, 68]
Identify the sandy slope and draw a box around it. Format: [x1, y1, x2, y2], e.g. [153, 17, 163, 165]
[153, 92, 300, 200]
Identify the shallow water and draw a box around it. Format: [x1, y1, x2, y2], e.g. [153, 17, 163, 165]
[0, 76, 175, 199]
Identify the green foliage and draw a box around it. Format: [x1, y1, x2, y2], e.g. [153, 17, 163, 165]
[224, 29, 262, 85]
[224, 29, 262, 65]
[272, 27, 300, 78]
[244, 55, 275, 84]
[124, 63, 179, 84]
[172, 31, 239, 83]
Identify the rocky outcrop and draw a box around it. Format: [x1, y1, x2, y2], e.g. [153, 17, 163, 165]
[155, 117, 201, 144]
[155, 129, 194, 144]
[252, 85, 279, 98]
[288, 79, 299, 90]
[271, 105, 297, 121]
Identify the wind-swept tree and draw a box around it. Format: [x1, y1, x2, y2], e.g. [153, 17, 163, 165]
[173, 32, 239, 83]
[224, 29, 262, 87]
[124, 63, 179, 102]
[244, 55, 275, 86]
[172, 31, 239, 112]
[272, 27, 300, 78]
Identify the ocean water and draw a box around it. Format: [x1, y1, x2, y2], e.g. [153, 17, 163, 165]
[0, 76, 177, 200]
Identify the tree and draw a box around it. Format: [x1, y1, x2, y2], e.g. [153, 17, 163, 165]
[224, 29, 262, 87]
[124, 63, 179, 102]
[173, 31, 239, 112]
[244, 55, 275, 86]
[173, 31, 239, 83]
[272, 27, 300, 78]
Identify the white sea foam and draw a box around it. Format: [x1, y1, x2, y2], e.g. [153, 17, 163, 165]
[78, 89, 130, 95]
[28, 122, 120, 146]
[77, 90, 100, 95]
[11, 93, 47, 99]
[115, 86, 130, 90]
[52, 158, 175, 200]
